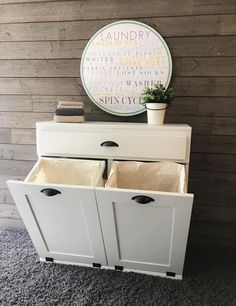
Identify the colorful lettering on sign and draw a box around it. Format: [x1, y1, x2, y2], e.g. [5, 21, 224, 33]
[80, 21, 172, 116]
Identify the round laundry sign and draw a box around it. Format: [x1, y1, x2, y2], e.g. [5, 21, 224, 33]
[80, 20, 172, 116]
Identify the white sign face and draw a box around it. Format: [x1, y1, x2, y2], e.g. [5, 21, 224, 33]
[80, 20, 172, 116]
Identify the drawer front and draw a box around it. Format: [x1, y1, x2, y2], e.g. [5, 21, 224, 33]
[96, 187, 193, 277]
[37, 128, 188, 162]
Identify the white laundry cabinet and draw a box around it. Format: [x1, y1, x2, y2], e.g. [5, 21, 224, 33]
[8, 122, 193, 279]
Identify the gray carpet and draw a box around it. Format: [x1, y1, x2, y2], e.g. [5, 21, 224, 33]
[0, 228, 236, 306]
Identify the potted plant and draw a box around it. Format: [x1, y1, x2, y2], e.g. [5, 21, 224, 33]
[140, 83, 175, 125]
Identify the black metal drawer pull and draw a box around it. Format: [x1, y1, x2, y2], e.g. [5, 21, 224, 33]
[100, 141, 119, 147]
[132, 195, 155, 204]
[41, 188, 61, 197]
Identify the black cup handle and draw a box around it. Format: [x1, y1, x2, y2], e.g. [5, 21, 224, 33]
[132, 195, 155, 204]
[41, 188, 61, 197]
[100, 141, 119, 147]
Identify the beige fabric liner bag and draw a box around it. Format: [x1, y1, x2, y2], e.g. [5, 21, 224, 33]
[26, 158, 105, 187]
[105, 161, 186, 193]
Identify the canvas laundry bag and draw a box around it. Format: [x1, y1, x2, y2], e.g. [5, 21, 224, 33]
[105, 161, 186, 193]
[26, 158, 105, 187]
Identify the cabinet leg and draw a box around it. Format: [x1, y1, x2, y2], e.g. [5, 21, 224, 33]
[45, 257, 54, 263]
[115, 265, 124, 271]
[92, 263, 101, 268]
[166, 271, 176, 277]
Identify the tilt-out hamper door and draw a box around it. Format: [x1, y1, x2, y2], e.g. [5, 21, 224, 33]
[7, 180, 107, 266]
[96, 187, 193, 278]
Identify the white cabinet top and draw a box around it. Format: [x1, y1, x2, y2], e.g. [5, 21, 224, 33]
[37, 121, 191, 131]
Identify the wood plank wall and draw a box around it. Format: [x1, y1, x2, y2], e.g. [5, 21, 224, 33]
[0, 0, 236, 241]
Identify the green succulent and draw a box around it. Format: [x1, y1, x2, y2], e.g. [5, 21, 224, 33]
[140, 84, 175, 105]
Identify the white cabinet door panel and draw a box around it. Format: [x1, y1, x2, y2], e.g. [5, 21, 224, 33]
[96, 187, 193, 277]
[8, 180, 107, 266]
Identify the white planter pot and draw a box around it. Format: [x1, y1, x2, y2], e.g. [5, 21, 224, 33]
[146, 103, 167, 125]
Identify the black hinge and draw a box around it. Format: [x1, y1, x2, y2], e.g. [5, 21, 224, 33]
[166, 271, 176, 277]
[115, 265, 124, 271]
[45, 257, 54, 262]
[92, 263, 101, 268]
